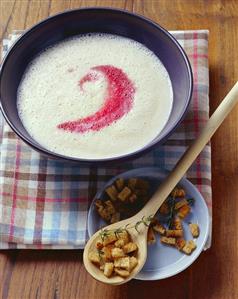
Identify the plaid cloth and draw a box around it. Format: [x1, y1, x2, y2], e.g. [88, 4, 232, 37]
[0, 30, 211, 249]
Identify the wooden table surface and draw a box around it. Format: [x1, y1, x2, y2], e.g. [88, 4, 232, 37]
[0, 1, 238, 298]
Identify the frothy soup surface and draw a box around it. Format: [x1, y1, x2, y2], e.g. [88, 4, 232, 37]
[17, 34, 173, 159]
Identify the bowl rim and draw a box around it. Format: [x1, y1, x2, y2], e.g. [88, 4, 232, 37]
[0, 7, 193, 164]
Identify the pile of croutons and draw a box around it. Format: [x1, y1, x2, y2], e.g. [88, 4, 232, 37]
[95, 177, 150, 223]
[147, 187, 200, 255]
[89, 229, 138, 278]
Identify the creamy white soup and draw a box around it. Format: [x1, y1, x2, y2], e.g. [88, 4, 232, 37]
[17, 34, 173, 159]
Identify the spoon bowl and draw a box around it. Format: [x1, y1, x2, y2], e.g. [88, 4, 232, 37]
[83, 214, 149, 285]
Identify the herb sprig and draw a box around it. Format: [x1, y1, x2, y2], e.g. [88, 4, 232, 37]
[99, 215, 154, 240]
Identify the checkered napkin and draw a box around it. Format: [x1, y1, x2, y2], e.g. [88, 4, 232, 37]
[0, 30, 211, 249]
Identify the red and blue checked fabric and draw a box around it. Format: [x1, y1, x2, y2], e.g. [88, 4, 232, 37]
[0, 30, 211, 249]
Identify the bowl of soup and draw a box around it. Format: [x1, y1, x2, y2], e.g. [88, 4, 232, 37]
[0, 8, 193, 164]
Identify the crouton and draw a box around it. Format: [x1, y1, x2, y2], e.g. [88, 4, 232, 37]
[173, 217, 183, 230]
[103, 262, 114, 277]
[178, 204, 191, 219]
[96, 205, 111, 222]
[175, 238, 186, 250]
[111, 247, 125, 259]
[114, 257, 130, 271]
[114, 268, 130, 278]
[104, 200, 116, 215]
[114, 239, 125, 248]
[159, 202, 169, 214]
[117, 230, 130, 244]
[127, 178, 138, 190]
[101, 246, 113, 261]
[129, 256, 138, 271]
[88, 252, 100, 265]
[175, 198, 188, 210]
[115, 178, 125, 191]
[147, 227, 156, 245]
[102, 232, 117, 246]
[118, 187, 132, 202]
[182, 240, 197, 254]
[95, 199, 103, 209]
[153, 223, 166, 235]
[105, 185, 118, 201]
[171, 187, 186, 198]
[160, 236, 176, 246]
[166, 229, 183, 238]
[110, 212, 120, 224]
[123, 242, 138, 254]
[189, 223, 200, 237]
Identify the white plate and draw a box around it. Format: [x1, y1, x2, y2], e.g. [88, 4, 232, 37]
[87, 167, 210, 280]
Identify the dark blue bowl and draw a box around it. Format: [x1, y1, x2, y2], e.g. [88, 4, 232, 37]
[0, 8, 193, 165]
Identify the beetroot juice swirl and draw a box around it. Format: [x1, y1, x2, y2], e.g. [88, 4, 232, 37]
[57, 65, 135, 133]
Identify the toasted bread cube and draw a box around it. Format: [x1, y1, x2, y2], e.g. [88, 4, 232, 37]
[182, 240, 197, 255]
[153, 223, 166, 235]
[160, 236, 176, 246]
[189, 223, 200, 237]
[147, 227, 156, 245]
[188, 240, 197, 250]
[97, 207, 111, 222]
[96, 241, 103, 250]
[159, 202, 169, 214]
[114, 239, 125, 248]
[114, 257, 130, 271]
[117, 230, 130, 244]
[175, 198, 188, 210]
[88, 252, 100, 265]
[95, 199, 104, 209]
[129, 256, 138, 271]
[110, 212, 120, 224]
[178, 204, 191, 219]
[173, 217, 183, 230]
[115, 178, 125, 191]
[118, 187, 132, 202]
[128, 193, 137, 203]
[171, 187, 186, 198]
[102, 232, 117, 246]
[175, 238, 186, 250]
[114, 268, 130, 278]
[128, 178, 138, 190]
[104, 262, 114, 277]
[104, 200, 116, 215]
[123, 242, 138, 254]
[105, 185, 118, 201]
[111, 247, 125, 259]
[166, 229, 183, 238]
[101, 246, 113, 261]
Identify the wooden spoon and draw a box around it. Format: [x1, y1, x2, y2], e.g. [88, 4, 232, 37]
[83, 82, 238, 285]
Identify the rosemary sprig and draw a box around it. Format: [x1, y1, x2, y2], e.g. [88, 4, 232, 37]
[135, 215, 154, 232]
[99, 228, 110, 241]
[98, 215, 154, 239]
[97, 249, 104, 262]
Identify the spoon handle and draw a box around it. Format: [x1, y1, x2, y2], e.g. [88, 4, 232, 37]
[141, 81, 238, 216]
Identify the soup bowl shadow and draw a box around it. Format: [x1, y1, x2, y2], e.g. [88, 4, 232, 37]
[0, 8, 193, 165]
